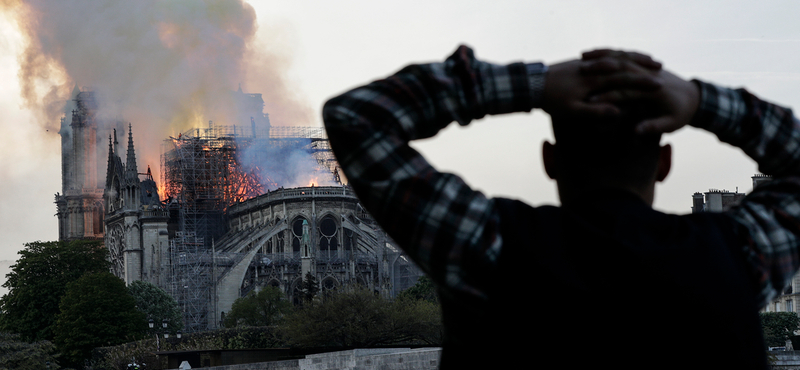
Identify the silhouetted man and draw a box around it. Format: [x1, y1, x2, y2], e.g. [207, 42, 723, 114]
[323, 46, 800, 369]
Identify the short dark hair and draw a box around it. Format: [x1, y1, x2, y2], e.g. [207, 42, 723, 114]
[550, 112, 662, 189]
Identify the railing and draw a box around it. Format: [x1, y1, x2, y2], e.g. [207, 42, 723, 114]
[227, 186, 359, 215]
[141, 210, 169, 219]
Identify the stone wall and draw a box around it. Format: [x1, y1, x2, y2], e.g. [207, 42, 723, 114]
[169, 348, 442, 370]
[773, 351, 800, 369]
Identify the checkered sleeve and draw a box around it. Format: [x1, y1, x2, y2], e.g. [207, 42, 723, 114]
[322, 46, 540, 300]
[692, 80, 800, 307]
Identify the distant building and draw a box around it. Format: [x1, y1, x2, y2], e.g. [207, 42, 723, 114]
[691, 174, 772, 213]
[689, 175, 800, 316]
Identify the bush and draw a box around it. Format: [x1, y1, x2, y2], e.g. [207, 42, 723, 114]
[760, 312, 800, 347]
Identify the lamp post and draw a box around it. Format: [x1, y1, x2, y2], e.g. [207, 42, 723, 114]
[149, 318, 170, 351]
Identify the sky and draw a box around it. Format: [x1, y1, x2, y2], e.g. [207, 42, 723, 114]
[0, 0, 799, 269]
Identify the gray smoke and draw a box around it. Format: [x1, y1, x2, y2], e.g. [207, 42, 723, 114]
[238, 137, 339, 190]
[6, 0, 313, 169]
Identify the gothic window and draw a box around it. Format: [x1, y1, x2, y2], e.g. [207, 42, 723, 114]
[318, 216, 338, 253]
[322, 277, 338, 295]
[93, 203, 103, 235]
[291, 217, 308, 253]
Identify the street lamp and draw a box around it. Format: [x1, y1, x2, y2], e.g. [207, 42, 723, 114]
[149, 318, 170, 350]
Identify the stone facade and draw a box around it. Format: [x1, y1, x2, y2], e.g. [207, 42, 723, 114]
[212, 185, 421, 328]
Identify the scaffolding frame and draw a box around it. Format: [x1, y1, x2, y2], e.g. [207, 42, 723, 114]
[170, 232, 211, 333]
[161, 123, 340, 331]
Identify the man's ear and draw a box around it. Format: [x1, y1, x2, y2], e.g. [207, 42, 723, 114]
[543, 141, 558, 180]
[656, 143, 672, 182]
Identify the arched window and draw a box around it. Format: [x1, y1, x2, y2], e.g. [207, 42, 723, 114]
[322, 277, 338, 295]
[276, 232, 285, 254]
[318, 216, 338, 253]
[291, 217, 308, 253]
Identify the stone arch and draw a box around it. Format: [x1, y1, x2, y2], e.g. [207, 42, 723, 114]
[215, 222, 288, 323]
[266, 278, 281, 289]
[290, 277, 304, 306]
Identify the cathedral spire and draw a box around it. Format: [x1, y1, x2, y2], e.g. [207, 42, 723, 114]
[108, 134, 113, 160]
[125, 123, 138, 182]
[70, 83, 81, 101]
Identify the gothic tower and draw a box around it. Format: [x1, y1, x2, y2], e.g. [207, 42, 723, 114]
[104, 125, 170, 287]
[55, 87, 105, 241]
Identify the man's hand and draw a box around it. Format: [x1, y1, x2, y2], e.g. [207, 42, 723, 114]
[542, 56, 662, 119]
[581, 49, 700, 134]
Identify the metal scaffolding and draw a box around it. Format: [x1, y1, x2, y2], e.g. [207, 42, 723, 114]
[161, 123, 341, 331]
[170, 231, 211, 333]
[161, 124, 266, 247]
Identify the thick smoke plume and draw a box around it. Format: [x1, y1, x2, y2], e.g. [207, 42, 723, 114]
[238, 138, 340, 190]
[4, 0, 313, 173]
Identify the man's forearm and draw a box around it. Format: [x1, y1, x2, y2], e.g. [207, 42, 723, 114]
[691, 81, 800, 177]
[322, 46, 538, 298]
[692, 80, 800, 306]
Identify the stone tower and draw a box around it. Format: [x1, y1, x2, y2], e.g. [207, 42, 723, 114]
[55, 87, 105, 241]
[104, 125, 170, 287]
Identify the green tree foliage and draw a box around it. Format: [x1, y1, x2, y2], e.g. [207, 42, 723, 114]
[281, 287, 442, 348]
[0, 332, 60, 370]
[301, 272, 319, 303]
[0, 240, 109, 341]
[54, 272, 147, 368]
[224, 286, 292, 328]
[760, 312, 800, 347]
[127, 280, 183, 335]
[397, 275, 439, 303]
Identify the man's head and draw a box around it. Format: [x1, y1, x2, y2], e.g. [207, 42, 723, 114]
[543, 112, 671, 206]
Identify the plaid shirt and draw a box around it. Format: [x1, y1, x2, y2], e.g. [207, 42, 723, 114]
[322, 45, 800, 308]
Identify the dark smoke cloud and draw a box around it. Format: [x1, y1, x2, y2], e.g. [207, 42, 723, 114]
[4, 0, 313, 168]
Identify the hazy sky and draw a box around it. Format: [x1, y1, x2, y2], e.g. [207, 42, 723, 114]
[1, 0, 799, 265]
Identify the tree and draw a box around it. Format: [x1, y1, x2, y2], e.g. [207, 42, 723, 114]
[0, 240, 109, 341]
[224, 286, 292, 328]
[397, 275, 439, 303]
[281, 287, 442, 347]
[0, 332, 60, 370]
[301, 272, 319, 303]
[53, 271, 147, 368]
[760, 312, 800, 347]
[127, 280, 183, 335]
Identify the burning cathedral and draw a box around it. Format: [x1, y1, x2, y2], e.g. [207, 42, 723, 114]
[56, 86, 423, 332]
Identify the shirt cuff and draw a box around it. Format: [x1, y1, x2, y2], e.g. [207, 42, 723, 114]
[688, 79, 748, 136]
[527, 62, 548, 108]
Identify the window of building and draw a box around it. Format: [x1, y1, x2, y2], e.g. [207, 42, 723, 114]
[319, 216, 338, 252]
